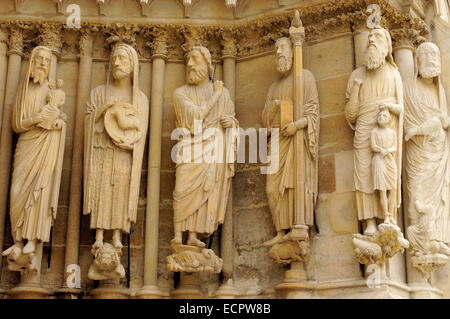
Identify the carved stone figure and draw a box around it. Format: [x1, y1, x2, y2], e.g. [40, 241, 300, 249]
[84, 43, 148, 280]
[261, 30, 319, 262]
[2, 46, 66, 271]
[404, 42, 450, 278]
[371, 106, 397, 224]
[168, 45, 238, 273]
[345, 27, 408, 267]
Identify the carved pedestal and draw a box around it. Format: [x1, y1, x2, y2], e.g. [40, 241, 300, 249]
[171, 273, 203, 299]
[4, 243, 52, 299]
[167, 243, 223, 273]
[268, 226, 315, 298]
[89, 280, 129, 299]
[213, 279, 239, 299]
[135, 285, 166, 299]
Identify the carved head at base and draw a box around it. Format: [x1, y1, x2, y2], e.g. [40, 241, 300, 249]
[93, 243, 121, 272]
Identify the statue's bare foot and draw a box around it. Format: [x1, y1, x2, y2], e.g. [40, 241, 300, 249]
[170, 237, 182, 246]
[187, 237, 205, 248]
[2, 242, 23, 256]
[262, 233, 284, 247]
[92, 239, 103, 250]
[363, 223, 377, 236]
[22, 240, 36, 255]
[112, 237, 123, 249]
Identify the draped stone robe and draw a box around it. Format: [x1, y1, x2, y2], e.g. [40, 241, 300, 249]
[172, 82, 238, 236]
[404, 76, 450, 244]
[345, 63, 403, 220]
[84, 85, 148, 233]
[10, 80, 66, 242]
[262, 70, 320, 231]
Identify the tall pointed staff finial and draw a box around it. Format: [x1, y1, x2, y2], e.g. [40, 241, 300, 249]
[289, 10, 307, 230]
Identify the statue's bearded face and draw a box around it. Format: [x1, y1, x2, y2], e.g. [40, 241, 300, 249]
[112, 48, 132, 81]
[275, 39, 293, 75]
[30, 49, 51, 85]
[377, 111, 390, 126]
[364, 29, 389, 70]
[186, 50, 209, 85]
[418, 45, 441, 79]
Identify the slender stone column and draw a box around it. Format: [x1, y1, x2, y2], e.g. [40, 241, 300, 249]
[58, 31, 94, 299]
[136, 29, 167, 299]
[0, 28, 9, 133]
[0, 26, 23, 283]
[214, 30, 239, 298]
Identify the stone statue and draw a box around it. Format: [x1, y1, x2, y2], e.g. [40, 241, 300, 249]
[404, 42, 450, 278]
[168, 46, 238, 273]
[370, 106, 397, 224]
[2, 46, 66, 271]
[346, 27, 408, 268]
[84, 43, 148, 280]
[261, 37, 319, 248]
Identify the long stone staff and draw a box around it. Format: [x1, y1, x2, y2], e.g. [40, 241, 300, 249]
[290, 11, 306, 227]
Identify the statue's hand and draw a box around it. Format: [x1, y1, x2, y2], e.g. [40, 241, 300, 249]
[281, 121, 298, 137]
[220, 115, 233, 129]
[52, 119, 64, 130]
[440, 114, 450, 130]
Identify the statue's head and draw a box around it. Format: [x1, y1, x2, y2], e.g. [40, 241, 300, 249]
[377, 106, 390, 127]
[30, 47, 52, 85]
[94, 243, 120, 271]
[416, 42, 441, 79]
[186, 46, 213, 85]
[275, 37, 293, 75]
[111, 45, 133, 81]
[364, 27, 392, 70]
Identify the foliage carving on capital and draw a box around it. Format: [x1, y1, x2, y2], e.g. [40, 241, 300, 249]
[8, 24, 25, 55]
[181, 27, 208, 53]
[218, 28, 237, 58]
[79, 30, 94, 57]
[147, 27, 168, 58]
[38, 23, 63, 55]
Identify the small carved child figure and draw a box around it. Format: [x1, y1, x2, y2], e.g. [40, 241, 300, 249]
[371, 106, 397, 225]
[38, 79, 66, 130]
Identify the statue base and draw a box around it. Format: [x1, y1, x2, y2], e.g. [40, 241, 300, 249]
[7, 285, 52, 299]
[88, 243, 125, 281]
[352, 221, 409, 266]
[135, 285, 166, 299]
[411, 254, 449, 280]
[213, 279, 239, 299]
[408, 282, 444, 299]
[167, 243, 223, 273]
[313, 279, 411, 298]
[171, 273, 203, 299]
[275, 261, 315, 298]
[89, 286, 129, 299]
[55, 287, 83, 299]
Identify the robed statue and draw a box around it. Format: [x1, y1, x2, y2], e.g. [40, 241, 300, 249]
[2, 46, 66, 271]
[84, 43, 148, 280]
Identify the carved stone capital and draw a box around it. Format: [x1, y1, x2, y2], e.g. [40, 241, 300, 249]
[104, 23, 139, 50]
[0, 28, 9, 45]
[38, 23, 63, 57]
[391, 28, 426, 50]
[147, 28, 168, 60]
[218, 28, 237, 58]
[8, 25, 24, 56]
[79, 30, 94, 57]
[181, 27, 208, 54]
